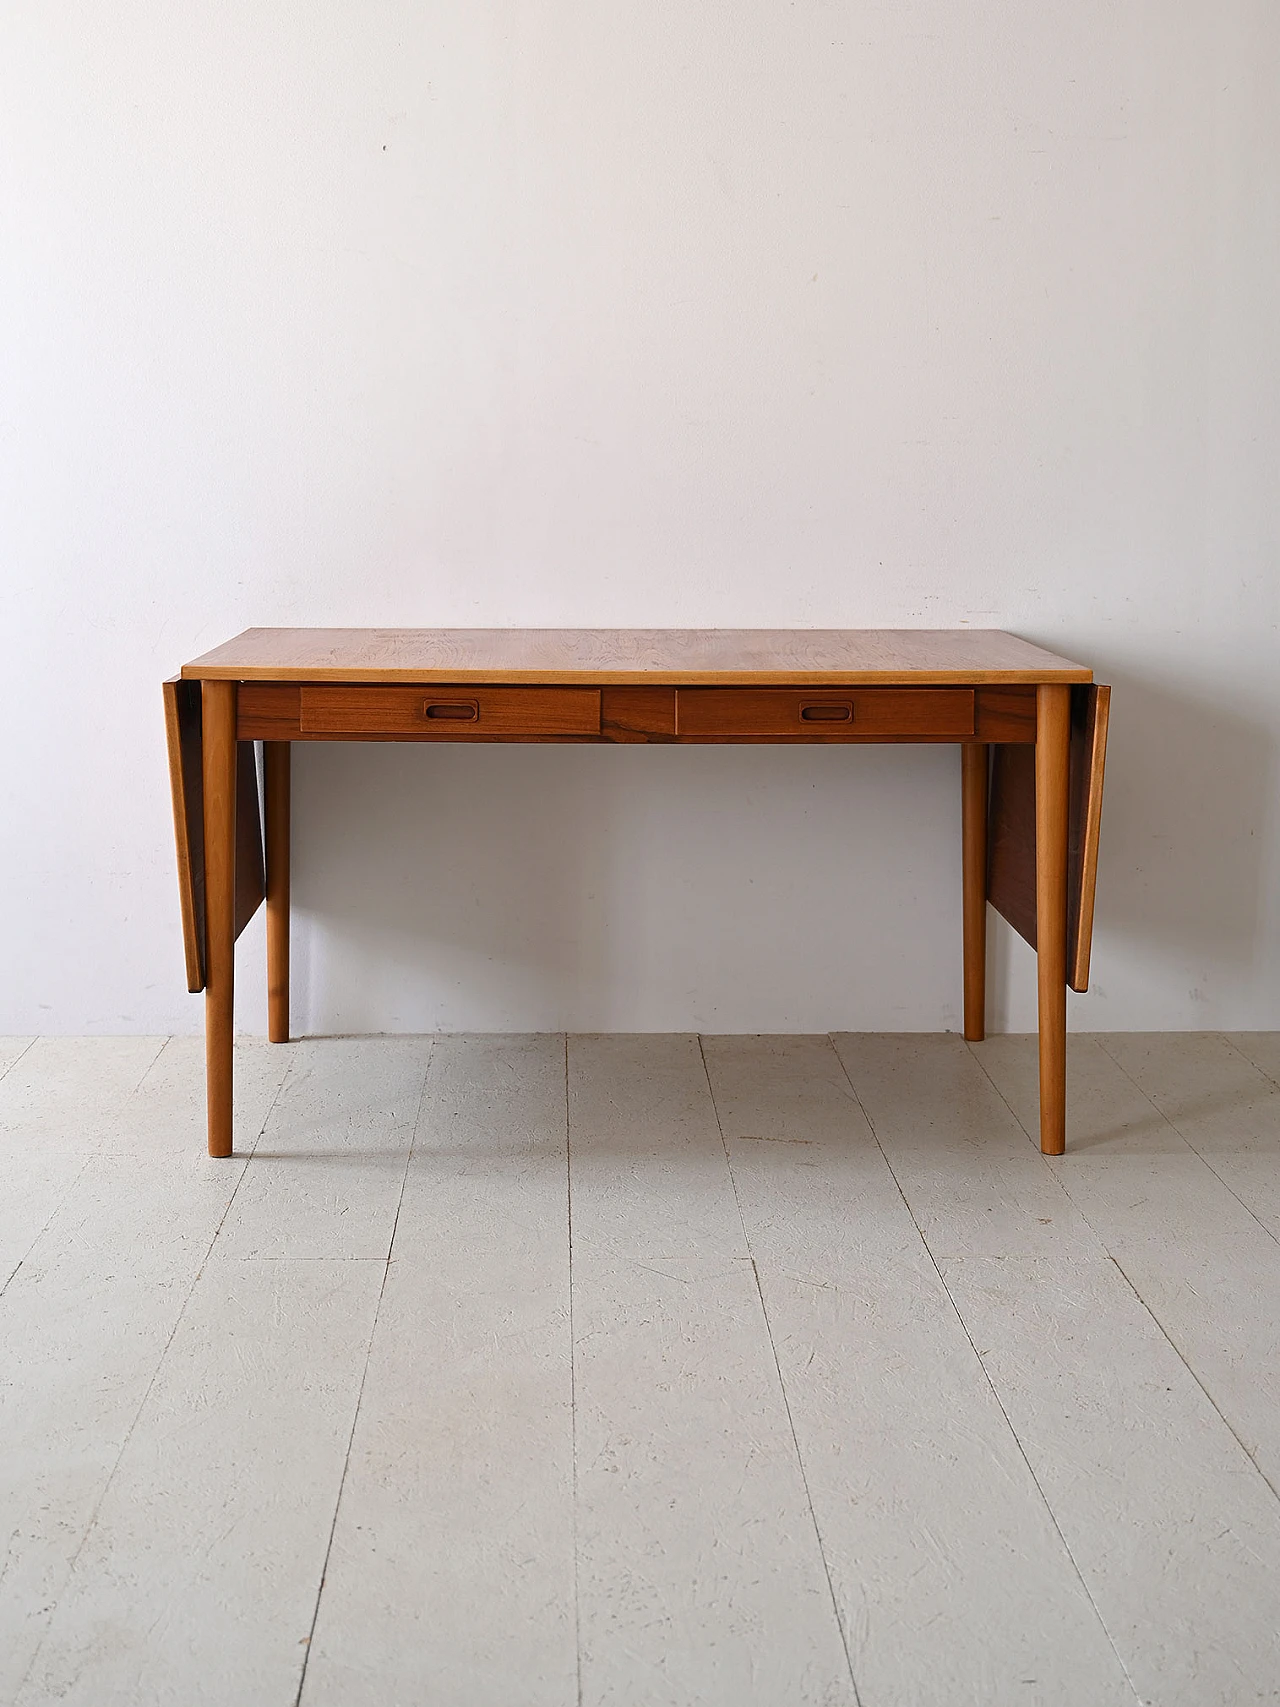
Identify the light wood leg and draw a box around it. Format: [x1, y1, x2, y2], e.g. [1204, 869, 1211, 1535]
[265, 742, 291, 1043]
[1035, 685, 1071, 1155]
[202, 680, 237, 1158]
[961, 743, 989, 1042]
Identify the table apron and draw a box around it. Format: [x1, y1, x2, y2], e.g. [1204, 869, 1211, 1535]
[237, 683, 1038, 743]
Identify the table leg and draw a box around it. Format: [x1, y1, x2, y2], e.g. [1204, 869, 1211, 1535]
[1035, 685, 1071, 1155]
[961, 743, 989, 1042]
[265, 742, 291, 1043]
[202, 680, 237, 1158]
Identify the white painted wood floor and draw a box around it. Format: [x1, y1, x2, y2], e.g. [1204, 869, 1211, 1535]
[3, 1033, 1280, 1706]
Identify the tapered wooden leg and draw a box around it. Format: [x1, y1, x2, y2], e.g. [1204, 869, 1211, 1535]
[1035, 685, 1071, 1155]
[265, 742, 291, 1043]
[202, 680, 237, 1158]
[961, 743, 989, 1042]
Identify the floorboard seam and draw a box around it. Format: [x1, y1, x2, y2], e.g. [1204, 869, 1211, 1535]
[0, 1036, 37, 1085]
[1091, 1036, 1280, 1251]
[246, 1048, 300, 1161]
[1220, 1034, 1280, 1094]
[132, 1035, 175, 1094]
[961, 1038, 1121, 1258]
[0, 1159, 94, 1302]
[697, 1036, 864, 1707]
[10, 1046, 297, 1702]
[565, 1034, 583, 1707]
[1030, 1143, 1280, 1507]
[965, 1040, 1280, 1520]
[962, 1036, 1066, 1160]
[293, 1038, 433, 1707]
[830, 1046, 1143, 1705]
[291, 1256, 394, 1707]
[1102, 1253, 1280, 1509]
[0, 1039, 141, 1302]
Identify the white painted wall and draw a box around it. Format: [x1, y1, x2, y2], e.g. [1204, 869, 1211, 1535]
[2, 2, 1277, 1036]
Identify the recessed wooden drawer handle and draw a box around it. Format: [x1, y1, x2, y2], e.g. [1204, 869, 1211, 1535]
[799, 702, 853, 722]
[423, 700, 479, 721]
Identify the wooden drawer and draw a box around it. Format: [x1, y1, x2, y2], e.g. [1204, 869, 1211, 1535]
[676, 687, 975, 739]
[299, 684, 601, 737]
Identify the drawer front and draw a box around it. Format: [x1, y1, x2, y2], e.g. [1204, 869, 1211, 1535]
[676, 686, 975, 738]
[300, 685, 601, 737]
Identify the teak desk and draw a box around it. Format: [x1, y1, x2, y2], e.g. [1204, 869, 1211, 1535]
[165, 629, 1110, 1158]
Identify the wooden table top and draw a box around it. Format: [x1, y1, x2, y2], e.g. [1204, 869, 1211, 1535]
[182, 629, 1092, 686]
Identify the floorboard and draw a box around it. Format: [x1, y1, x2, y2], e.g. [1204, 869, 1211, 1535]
[5, 1030, 1280, 1705]
[1099, 1032, 1280, 1152]
[569, 1035, 856, 1707]
[0, 1156, 249, 1700]
[0, 1039, 169, 1145]
[215, 1036, 429, 1259]
[839, 1033, 1280, 1706]
[833, 1034, 1102, 1258]
[708, 1033, 1132, 1706]
[943, 1250, 1280, 1707]
[979, 1034, 1280, 1501]
[0, 1040, 293, 1698]
[301, 1036, 576, 1707]
[1227, 1033, 1280, 1087]
[970, 1033, 1194, 1158]
[0, 1037, 287, 1285]
[14, 1258, 383, 1707]
[0, 1039, 35, 1081]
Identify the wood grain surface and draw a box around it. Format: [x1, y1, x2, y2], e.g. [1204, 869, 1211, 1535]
[162, 678, 206, 993]
[675, 685, 975, 736]
[299, 684, 602, 736]
[181, 627, 1093, 685]
[1067, 684, 1111, 991]
[986, 682, 1111, 993]
[236, 681, 1042, 744]
[163, 679, 264, 995]
[1035, 684, 1072, 1155]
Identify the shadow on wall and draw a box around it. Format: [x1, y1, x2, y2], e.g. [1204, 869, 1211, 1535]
[280, 669, 1275, 1034]
[985, 657, 1276, 1030]
[1092, 665, 1274, 978]
[286, 739, 961, 1034]
[290, 743, 618, 1029]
